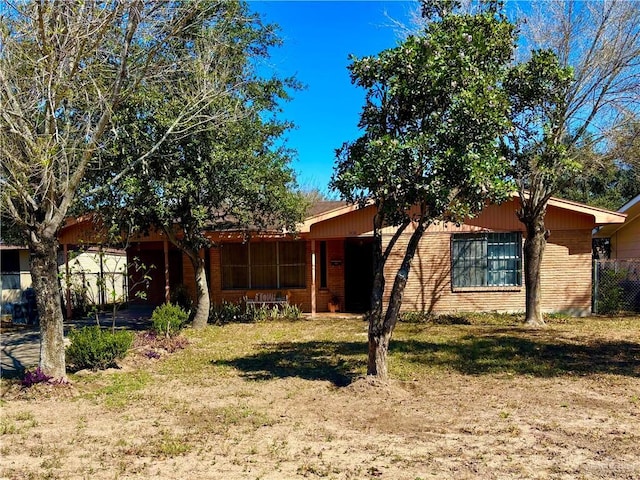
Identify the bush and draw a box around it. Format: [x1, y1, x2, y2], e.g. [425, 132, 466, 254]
[151, 303, 188, 337]
[247, 304, 304, 322]
[209, 301, 247, 325]
[597, 267, 628, 314]
[278, 303, 303, 321]
[209, 301, 303, 324]
[66, 326, 134, 371]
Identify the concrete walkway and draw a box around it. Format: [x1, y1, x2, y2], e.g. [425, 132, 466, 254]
[1, 305, 153, 379]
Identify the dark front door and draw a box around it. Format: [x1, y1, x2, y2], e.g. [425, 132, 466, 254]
[344, 239, 374, 313]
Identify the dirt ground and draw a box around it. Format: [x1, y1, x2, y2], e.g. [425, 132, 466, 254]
[1, 318, 639, 479]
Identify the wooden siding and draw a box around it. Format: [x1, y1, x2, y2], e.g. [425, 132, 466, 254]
[385, 229, 593, 315]
[611, 216, 640, 260]
[309, 198, 597, 240]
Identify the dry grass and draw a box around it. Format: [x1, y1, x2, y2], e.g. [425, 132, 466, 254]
[1, 314, 639, 479]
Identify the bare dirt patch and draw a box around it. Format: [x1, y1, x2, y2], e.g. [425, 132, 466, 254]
[1, 316, 639, 479]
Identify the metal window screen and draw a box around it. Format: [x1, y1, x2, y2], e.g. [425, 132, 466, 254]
[452, 233, 521, 287]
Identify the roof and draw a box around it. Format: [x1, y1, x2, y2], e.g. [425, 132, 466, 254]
[593, 193, 640, 238]
[542, 195, 627, 225]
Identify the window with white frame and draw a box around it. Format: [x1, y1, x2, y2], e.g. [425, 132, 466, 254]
[451, 232, 522, 288]
[221, 241, 306, 290]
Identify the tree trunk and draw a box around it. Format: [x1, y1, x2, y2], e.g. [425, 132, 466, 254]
[367, 221, 427, 378]
[28, 233, 66, 379]
[523, 213, 548, 326]
[190, 253, 210, 329]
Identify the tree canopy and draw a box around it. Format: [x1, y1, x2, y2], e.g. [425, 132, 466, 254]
[0, 0, 289, 376]
[332, 0, 517, 378]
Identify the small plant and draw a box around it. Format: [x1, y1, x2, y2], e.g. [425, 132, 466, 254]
[66, 326, 134, 371]
[21, 367, 52, 388]
[280, 303, 303, 320]
[151, 303, 188, 337]
[328, 293, 340, 312]
[209, 300, 246, 325]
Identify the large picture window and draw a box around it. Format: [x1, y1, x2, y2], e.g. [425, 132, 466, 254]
[452, 232, 522, 288]
[221, 241, 306, 290]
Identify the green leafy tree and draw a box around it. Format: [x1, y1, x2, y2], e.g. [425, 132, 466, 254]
[502, 50, 574, 326]
[559, 117, 640, 209]
[508, 0, 640, 325]
[332, 0, 515, 378]
[84, 2, 306, 328]
[0, 1, 265, 377]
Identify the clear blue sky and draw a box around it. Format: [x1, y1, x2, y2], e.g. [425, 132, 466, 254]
[251, 1, 418, 194]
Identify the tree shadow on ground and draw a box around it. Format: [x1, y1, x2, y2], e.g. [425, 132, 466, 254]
[212, 341, 366, 386]
[393, 334, 640, 377]
[212, 334, 639, 386]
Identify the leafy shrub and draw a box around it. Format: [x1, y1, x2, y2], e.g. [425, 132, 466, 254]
[209, 301, 303, 324]
[247, 304, 304, 322]
[279, 303, 303, 320]
[597, 268, 628, 314]
[21, 367, 52, 388]
[151, 303, 188, 337]
[209, 301, 247, 325]
[66, 326, 134, 371]
[400, 311, 434, 323]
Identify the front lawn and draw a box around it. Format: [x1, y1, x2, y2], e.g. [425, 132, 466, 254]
[2, 314, 638, 479]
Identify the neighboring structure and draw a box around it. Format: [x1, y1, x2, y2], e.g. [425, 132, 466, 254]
[592, 194, 640, 313]
[58, 195, 626, 317]
[0, 244, 33, 320]
[0, 239, 127, 321]
[594, 193, 640, 260]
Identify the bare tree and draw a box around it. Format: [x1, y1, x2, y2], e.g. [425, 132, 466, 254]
[0, 1, 253, 377]
[512, 0, 640, 325]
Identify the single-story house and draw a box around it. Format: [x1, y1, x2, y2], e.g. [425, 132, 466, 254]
[593, 193, 640, 260]
[58, 195, 625, 317]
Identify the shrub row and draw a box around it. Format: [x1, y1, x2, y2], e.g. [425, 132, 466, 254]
[209, 301, 302, 325]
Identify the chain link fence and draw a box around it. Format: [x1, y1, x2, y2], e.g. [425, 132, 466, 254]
[593, 260, 640, 314]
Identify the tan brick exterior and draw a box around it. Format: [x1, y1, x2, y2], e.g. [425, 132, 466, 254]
[387, 229, 592, 315]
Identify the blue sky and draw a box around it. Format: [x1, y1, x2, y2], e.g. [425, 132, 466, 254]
[251, 1, 418, 193]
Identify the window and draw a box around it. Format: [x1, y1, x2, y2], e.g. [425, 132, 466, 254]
[1, 250, 21, 289]
[221, 241, 306, 290]
[452, 233, 522, 288]
[319, 241, 327, 289]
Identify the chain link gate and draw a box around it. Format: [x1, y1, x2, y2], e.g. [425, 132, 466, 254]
[593, 260, 640, 314]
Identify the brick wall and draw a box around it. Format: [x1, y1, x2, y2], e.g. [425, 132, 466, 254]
[384, 229, 593, 315]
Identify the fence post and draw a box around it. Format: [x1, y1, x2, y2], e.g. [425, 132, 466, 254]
[593, 259, 599, 315]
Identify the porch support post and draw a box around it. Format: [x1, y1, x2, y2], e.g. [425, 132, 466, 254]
[164, 239, 170, 304]
[64, 244, 72, 319]
[311, 240, 317, 317]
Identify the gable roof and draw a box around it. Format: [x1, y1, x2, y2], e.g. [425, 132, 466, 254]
[594, 193, 640, 238]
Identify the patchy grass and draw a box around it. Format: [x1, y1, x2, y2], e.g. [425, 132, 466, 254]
[1, 314, 639, 479]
